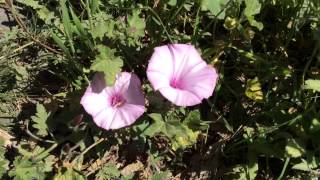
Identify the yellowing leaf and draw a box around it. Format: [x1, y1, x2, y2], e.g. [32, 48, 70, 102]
[245, 77, 264, 101]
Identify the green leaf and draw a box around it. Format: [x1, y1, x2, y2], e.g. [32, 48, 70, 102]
[51, 32, 72, 58]
[167, 0, 177, 6]
[245, 77, 263, 101]
[200, 0, 228, 19]
[285, 138, 306, 158]
[96, 163, 121, 180]
[151, 171, 170, 180]
[31, 104, 50, 137]
[183, 110, 209, 131]
[16, 0, 41, 9]
[144, 113, 200, 150]
[304, 79, 320, 92]
[144, 114, 166, 137]
[9, 155, 53, 180]
[90, 45, 123, 85]
[244, 0, 263, 30]
[127, 10, 146, 39]
[54, 168, 85, 180]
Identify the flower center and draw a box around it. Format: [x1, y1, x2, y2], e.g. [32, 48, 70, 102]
[111, 94, 126, 108]
[170, 78, 184, 90]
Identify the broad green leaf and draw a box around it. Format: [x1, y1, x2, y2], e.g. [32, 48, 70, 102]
[285, 138, 306, 158]
[167, 0, 177, 6]
[200, 0, 228, 19]
[244, 0, 263, 30]
[244, 0, 261, 16]
[9, 155, 53, 180]
[127, 10, 146, 38]
[90, 45, 123, 85]
[304, 79, 320, 92]
[31, 104, 50, 137]
[183, 110, 209, 131]
[144, 114, 166, 137]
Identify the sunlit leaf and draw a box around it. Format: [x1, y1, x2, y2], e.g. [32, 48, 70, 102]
[285, 138, 306, 158]
[304, 79, 320, 92]
[90, 45, 123, 85]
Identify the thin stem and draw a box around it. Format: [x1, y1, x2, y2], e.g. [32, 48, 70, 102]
[34, 143, 58, 161]
[5, 0, 60, 54]
[71, 137, 106, 164]
[0, 41, 35, 61]
[168, 0, 186, 23]
[277, 157, 290, 180]
[146, 7, 173, 43]
[25, 120, 55, 144]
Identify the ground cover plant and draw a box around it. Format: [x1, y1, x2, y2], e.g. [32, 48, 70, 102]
[0, 0, 320, 179]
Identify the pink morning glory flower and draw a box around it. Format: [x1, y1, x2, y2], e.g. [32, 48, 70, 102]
[81, 72, 145, 130]
[147, 44, 218, 106]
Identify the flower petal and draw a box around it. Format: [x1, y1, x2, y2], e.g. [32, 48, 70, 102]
[92, 108, 117, 130]
[147, 45, 174, 90]
[122, 73, 145, 106]
[158, 87, 202, 106]
[181, 65, 218, 99]
[110, 104, 145, 129]
[88, 73, 106, 93]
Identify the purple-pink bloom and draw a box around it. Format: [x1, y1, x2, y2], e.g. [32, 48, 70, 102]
[81, 72, 145, 130]
[147, 44, 218, 106]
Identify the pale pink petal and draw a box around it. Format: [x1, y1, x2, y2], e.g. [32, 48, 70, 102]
[181, 66, 218, 99]
[80, 73, 109, 116]
[113, 72, 131, 93]
[147, 44, 219, 107]
[122, 73, 145, 106]
[109, 104, 145, 129]
[80, 92, 109, 116]
[92, 108, 117, 130]
[147, 45, 174, 90]
[82, 72, 146, 130]
[87, 73, 106, 93]
[158, 87, 202, 106]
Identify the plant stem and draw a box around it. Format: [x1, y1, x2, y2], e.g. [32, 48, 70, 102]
[277, 157, 290, 180]
[71, 137, 106, 164]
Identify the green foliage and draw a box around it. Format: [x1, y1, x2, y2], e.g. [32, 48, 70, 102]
[151, 171, 170, 180]
[245, 77, 263, 101]
[244, 0, 264, 30]
[1, 0, 320, 179]
[144, 112, 202, 150]
[0, 140, 9, 178]
[31, 104, 50, 137]
[200, 0, 229, 19]
[285, 138, 306, 158]
[54, 168, 85, 180]
[90, 45, 123, 85]
[304, 79, 320, 92]
[95, 163, 121, 180]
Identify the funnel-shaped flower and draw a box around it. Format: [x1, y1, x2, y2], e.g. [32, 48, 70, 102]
[81, 72, 145, 130]
[147, 44, 218, 106]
